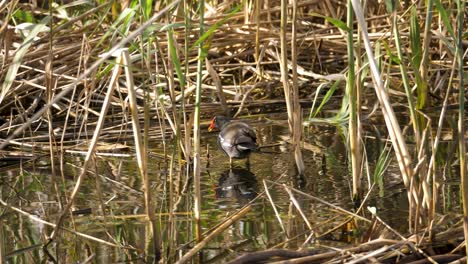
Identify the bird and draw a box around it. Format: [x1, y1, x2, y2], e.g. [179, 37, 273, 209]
[208, 116, 257, 166]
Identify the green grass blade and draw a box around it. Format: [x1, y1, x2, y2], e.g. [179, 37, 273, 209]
[97, 6, 136, 48]
[141, 0, 153, 20]
[310, 80, 341, 118]
[191, 5, 241, 49]
[309, 12, 349, 31]
[410, 7, 421, 69]
[374, 143, 393, 197]
[410, 6, 425, 109]
[167, 29, 186, 89]
[433, 0, 455, 41]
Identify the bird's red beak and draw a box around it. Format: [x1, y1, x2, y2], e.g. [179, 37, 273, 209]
[208, 119, 216, 132]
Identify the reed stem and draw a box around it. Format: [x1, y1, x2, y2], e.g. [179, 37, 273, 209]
[455, 0, 467, 257]
[193, 0, 205, 243]
[347, 0, 361, 200]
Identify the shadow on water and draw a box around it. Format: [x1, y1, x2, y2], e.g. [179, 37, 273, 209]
[1, 115, 460, 263]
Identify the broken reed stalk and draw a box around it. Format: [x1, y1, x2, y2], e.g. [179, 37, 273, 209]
[350, 0, 417, 229]
[263, 180, 287, 235]
[45, 19, 62, 215]
[175, 205, 252, 264]
[228, 239, 404, 264]
[192, 0, 205, 243]
[165, 24, 180, 260]
[283, 185, 314, 231]
[426, 59, 456, 239]
[280, 0, 305, 176]
[122, 49, 159, 261]
[291, 0, 305, 176]
[59, 36, 85, 174]
[47, 53, 123, 242]
[393, 4, 431, 234]
[393, 5, 425, 204]
[265, 179, 371, 222]
[167, 146, 179, 261]
[346, 0, 361, 201]
[167, 18, 187, 165]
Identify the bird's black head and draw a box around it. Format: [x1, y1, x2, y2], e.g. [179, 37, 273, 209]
[208, 116, 231, 132]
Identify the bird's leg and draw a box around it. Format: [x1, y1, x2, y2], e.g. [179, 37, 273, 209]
[230, 157, 233, 168]
[246, 156, 251, 170]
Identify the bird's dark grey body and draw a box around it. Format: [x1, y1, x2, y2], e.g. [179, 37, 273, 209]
[218, 121, 257, 159]
[209, 116, 257, 164]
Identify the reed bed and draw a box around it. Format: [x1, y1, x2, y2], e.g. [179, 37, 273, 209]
[0, 0, 466, 263]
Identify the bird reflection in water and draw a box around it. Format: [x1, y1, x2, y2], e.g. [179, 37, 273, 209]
[215, 168, 258, 204]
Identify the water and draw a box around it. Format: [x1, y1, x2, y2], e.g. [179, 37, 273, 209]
[0, 116, 418, 263]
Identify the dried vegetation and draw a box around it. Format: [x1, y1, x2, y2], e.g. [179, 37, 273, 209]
[0, 0, 467, 263]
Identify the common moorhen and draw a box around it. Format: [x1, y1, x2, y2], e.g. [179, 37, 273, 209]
[208, 116, 257, 165]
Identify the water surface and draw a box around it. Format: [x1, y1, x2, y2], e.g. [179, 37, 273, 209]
[0, 115, 418, 263]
